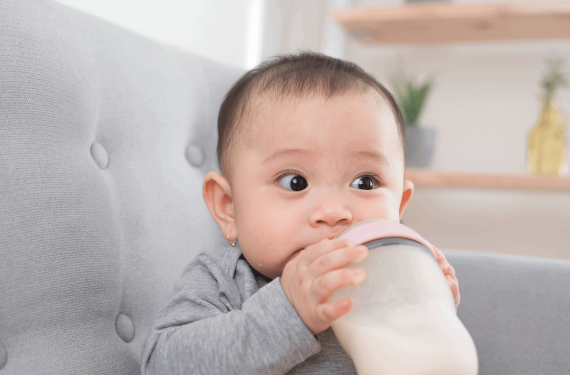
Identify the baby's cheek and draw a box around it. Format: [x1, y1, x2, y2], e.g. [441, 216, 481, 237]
[239, 235, 284, 279]
[358, 189, 399, 218]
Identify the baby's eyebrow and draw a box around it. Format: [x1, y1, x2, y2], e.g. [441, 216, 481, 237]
[350, 150, 389, 166]
[262, 149, 312, 164]
[263, 149, 389, 166]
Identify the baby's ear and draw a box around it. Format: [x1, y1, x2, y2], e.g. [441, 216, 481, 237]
[203, 172, 236, 238]
[399, 179, 414, 218]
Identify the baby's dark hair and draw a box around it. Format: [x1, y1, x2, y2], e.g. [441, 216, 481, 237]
[217, 52, 405, 178]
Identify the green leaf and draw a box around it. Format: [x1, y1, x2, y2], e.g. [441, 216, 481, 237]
[541, 56, 568, 100]
[389, 70, 433, 124]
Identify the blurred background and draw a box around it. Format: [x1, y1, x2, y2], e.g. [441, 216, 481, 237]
[54, 0, 570, 259]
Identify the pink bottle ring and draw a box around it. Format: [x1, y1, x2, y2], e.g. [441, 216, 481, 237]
[335, 220, 438, 259]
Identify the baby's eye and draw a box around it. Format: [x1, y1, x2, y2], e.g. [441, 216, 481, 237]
[278, 174, 308, 191]
[350, 175, 379, 190]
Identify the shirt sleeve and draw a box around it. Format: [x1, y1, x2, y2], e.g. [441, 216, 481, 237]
[141, 254, 321, 375]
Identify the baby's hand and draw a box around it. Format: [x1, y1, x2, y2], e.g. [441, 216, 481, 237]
[280, 239, 369, 335]
[433, 246, 460, 309]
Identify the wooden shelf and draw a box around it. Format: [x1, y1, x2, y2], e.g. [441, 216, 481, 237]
[333, 1, 570, 44]
[405, 169, 570, 191]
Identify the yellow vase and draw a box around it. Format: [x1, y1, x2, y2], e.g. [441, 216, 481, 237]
[527, 96, 567, 175]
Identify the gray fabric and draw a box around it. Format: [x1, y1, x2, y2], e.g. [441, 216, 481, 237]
[0, 0, 241, 374]
[445, 250, 570, 375]
[1, 0, 570, 374]
[141, 246, 357, 375]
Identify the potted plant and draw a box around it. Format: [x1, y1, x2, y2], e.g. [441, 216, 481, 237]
[390, 69, 435, 168]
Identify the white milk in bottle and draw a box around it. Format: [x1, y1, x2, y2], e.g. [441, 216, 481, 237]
[331, 220, 478, 375]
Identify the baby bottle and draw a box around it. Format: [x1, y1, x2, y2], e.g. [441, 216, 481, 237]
[331, 220, 478, 375]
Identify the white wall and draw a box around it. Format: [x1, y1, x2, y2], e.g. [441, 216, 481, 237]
[258, 0, 350, 60]
[347, 0, 570, 259]
[53, 0, 262, 68]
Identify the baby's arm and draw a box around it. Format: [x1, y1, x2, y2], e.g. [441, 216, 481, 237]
[141, 253, 320, 375]
[280, 239, 369, 335]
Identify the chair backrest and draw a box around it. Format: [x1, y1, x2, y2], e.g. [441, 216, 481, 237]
[446, 250, 570, 375]
[0, 0, 241, 373]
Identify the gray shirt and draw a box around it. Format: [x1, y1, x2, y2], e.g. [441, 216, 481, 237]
[141, 246, 357, 375]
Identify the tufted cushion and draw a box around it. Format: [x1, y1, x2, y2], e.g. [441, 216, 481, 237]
[0, 0, 241, 373]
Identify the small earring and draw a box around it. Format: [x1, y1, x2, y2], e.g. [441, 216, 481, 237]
[227, 230, 237, 247]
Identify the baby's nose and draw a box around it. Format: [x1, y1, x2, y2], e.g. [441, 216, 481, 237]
[309, 198, 353, 227]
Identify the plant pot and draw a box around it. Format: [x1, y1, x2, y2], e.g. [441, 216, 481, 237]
[404, 124, 435, 168]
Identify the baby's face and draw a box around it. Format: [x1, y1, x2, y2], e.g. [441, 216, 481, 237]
[230, 92, 410, 279]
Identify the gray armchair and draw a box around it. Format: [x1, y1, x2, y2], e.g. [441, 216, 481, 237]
[1, 0, 569, 374]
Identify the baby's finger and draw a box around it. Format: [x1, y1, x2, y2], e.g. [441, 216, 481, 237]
[446, 263, 457, 279]
[434, 246, 451, 267]
[315, 297, 354, 326]
[432, 245, 445, 260]
[312, 268, 366, 301]
[310, 245, 368, 276]
[301, 238, 355, 266]
[447, 275, 460, 308]
[433, 246, 456, 277]
[439, 260, 456, 279]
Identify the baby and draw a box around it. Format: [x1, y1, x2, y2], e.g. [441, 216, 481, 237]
[141, 52, 460, 375]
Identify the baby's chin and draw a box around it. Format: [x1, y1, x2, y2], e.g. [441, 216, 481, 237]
[248, 248, 304, 280]
[243, 256, 282, 280]
[252, 265, 281, 280]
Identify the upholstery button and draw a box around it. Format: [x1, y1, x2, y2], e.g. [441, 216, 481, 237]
[0, 341, 6, 370]
[91, 142, 109, 169]
[115, 313, 135, 343]
[185, 144, 204, 167]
